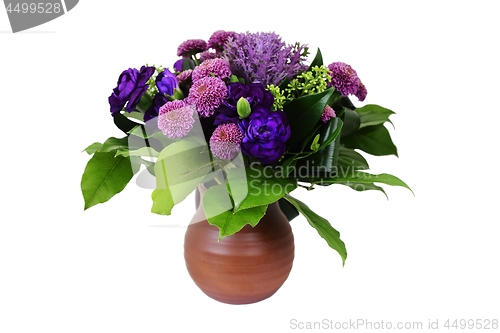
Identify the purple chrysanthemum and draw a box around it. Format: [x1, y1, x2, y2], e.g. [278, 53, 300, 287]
[177, 69, 193, 83]
[200, 50, 218, 62]
[192, 58, 232, 82]
[207, 30, 236, 52]
[223, 31, 307, 86]
[327, 62, 367, 101]
[158, 100, 187, 115]
[209, 123, 244, 160]
[157, 104, 196, 139]
[177, 39, 207, 57]
[321, 105, 336, 123]
[188, 76, 227, 117]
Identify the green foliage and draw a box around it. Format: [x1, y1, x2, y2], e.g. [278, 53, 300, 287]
[342, 124, 398, 157]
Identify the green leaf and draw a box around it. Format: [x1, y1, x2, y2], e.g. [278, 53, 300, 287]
[225, 165, 297, 212]
[341, 124, 398, 157]
[355, 104, 395, 129]
[203, 184, 268, 239]
[113, 113, 138, 134]
[278, 197, 299, 222]
[285, 88, 334, 147]
[284, 195, 347, 266]
[151, 138, 213, 215]
[81, 152, 134, 210]
[281, 157, 297, 178]
[100, 137, 129, 152]
[312, 171, 413, 196]
[336, 146, 369, 177]
[340, 108, 361, 138]
[115, 147, 159, 158]
[307, 48, 323, 70]
[83, 142, 102, 155]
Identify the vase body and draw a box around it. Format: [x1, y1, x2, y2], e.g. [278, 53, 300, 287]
[184, 186, 294, 304]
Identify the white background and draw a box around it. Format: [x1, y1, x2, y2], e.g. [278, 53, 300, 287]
[1, 1, 499, 332]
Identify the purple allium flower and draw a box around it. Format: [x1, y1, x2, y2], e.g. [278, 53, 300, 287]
[238, 107, 291, 164]
[207, 30, 236, 52]
[156, 69, 178, 96]
[191, 58, 232, 82]
[188, 76, 227, 117]
[177, 39, 207, 57]
[215, 82, 274, 125]
[209, 123, 244, 160]
[108, 66, 155, 115]
[223, 31, 307, 86]
[158, 104, 196, 139]
[321, 105, 336, 123]
[327, 62, 367, 101]
[200, 50, 218, 62]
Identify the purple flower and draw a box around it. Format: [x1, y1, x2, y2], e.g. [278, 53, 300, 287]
[209, 123, 244, 160]
[188, 76, 227, 117]
[173, 59, 184, 72]
[158, 103, 196, 139]
[156, 69, 178, 96]
[327, 62, 367, 101]
[321, 105, 336, 123]
[177, 39, 207, 57]
[159, 100, 187, 115]
[144, 93, 169, 122]
[192, 58, 232, 82]
[207, 30, 236, 52]
[108, 66, 155, 115]
[215, 82, 274, 125]
[238, 107, 291, 164]
[223, 32, 307, 86]
[199, 50, 218, 62]
[177, 69, 193, 84]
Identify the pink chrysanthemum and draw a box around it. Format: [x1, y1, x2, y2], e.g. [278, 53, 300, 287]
[188, 76, 227, 117]
[209, 123, 244, 160]
[157, 104, 196, 139]
[327, 62, 367, 101]
[177, 70, 193, 83]
[191, 58, 232, 82]
[199, 50, 218, 62]
[158, 100, 187, 115]
[207, 30, 236, 52]
[321, 105, 336, 123]
[177, 39, 207, 57]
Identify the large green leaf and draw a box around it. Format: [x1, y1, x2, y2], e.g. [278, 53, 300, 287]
[113, 113, 138, 134]
[307, 48, 323, 70]
[226, 165, 297, 212]
[311, 171, 413, 196]
[340, 108, 361, 138]
[83, 142, 102, 155]
[81, 152, 134, 210]
[100, 137, 129, 152]
[341, 124, 398, 157]
[115, 147, 159, 158]
[284, 195, 347, 265]
[203, 184, 268, 239]
[151, 138, 213, 215]
[285, 88, 334, 147]
[355, 104, 395, 129]
[336, 146, 369, 177]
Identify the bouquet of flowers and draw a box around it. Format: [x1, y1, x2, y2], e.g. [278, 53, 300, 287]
[81, 30, 412, 265]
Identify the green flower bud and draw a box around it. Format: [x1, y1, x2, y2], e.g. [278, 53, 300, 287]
[237, 97, 252, 118]
[173, 88, 184, 100]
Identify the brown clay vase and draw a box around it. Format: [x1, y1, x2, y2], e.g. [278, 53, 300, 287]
[184, 185, 294, 304]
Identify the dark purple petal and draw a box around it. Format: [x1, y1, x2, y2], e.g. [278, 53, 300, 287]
[156, 69, 178, 96]
[125, 86, 148, 112]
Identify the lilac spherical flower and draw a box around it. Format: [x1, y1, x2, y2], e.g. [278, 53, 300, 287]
[327, 62, 367, 101]
[207, 30, 236, 52]
[238, 106, 291, 164]
[177, 69, 193, 84]
[188, 76, 227, 117]
[321, 105, 336, 123]
[158, 100, 187, 115]
[200, 50, 218, 62]
[192, 58, 232, 82]
[156, 69, 178, 96]
[209, 123, 244, 160]
[177, 39, 207, 57]
[108, 66, 155, 115]
[215, 82, 274, 125]
[158, 103, 196, 139]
